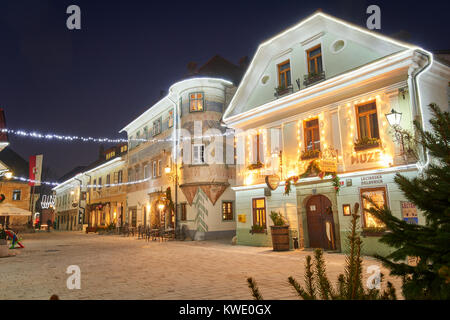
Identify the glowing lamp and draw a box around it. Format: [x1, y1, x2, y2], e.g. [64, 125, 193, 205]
[158, 203, 165, 210]
[164, 166, 171, 174]
[385, 109, 402, 127]
[4, 171, 12, 179]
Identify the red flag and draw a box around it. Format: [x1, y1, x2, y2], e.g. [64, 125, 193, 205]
[29, 155, 36, 186]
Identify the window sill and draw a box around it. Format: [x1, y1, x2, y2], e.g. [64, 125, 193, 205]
[249, 229, 268, 235]
[300, 153, 320, 161]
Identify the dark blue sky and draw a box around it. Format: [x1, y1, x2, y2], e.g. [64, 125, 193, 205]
[1, 0, 449, 179]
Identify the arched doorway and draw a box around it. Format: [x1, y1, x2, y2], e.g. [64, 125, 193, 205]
[306, 195, 336, 250]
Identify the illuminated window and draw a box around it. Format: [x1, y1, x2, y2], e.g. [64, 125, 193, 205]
[277, 60, 291, 88]
[304, 118, 320, 151]
[120, 145, 127, 153]
[222, 201, 234, 221]
[12, 190, 21, 201]
[252, 198, 266, 228]
[189, 92, 204, 112]
[307, 45, 323, 74]
[356, 101, 380, 140]
[251, 133, 264, 164]
[180, 203, 187, 221]
[361, 187, 387, 228]
[168, 110, 174, 128]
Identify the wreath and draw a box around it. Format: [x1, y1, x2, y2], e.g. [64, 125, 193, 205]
[284, 160, 339, 196]
[0, 194, 5, 203]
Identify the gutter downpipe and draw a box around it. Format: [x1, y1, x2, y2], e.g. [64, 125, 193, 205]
[408, 49, 432, 173]
[167, 93, 179, 238]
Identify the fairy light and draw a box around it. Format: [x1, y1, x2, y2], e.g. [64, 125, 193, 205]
[1, 128, 235, 144]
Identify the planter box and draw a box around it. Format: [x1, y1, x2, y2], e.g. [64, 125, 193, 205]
[303, 72, 325, 87]
[301, 153, 320, 161]
[270, 225, 290, 251]
[354, 142, 380, 152]
[274, 86, 293, 98]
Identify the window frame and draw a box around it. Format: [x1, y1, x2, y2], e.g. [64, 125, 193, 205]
[180, 202, 187, 221]
[192, 144, 205, 165]
[152, 117, 162, 137]
[355, 100, 380, 140]
[189, 92, 205, 113]
[12, 190, 21, 201]
[277, 60, 291, 88]
[222, 200, 235, 221]
[303, 118, 321, 152]
[252, 197, 267, 229]
[152, 161, 157, 178]
[306, 44, 323, 74]
[360, 186, 388, 228]
[158, 159, 162, 177]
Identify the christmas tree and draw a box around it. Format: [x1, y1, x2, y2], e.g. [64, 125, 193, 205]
[365, 103, 450, 299]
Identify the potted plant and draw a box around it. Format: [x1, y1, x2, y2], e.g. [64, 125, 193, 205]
[0, 228, 8, 257]
[354, 137, 380, 151]
[300, 149, 320, 160]
[269, 211, 290, 251]
[249, 224, 266, 234]
[274, 84, 293, 98]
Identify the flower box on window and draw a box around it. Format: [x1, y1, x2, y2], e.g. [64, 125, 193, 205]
[247, 161, 264, 171]
[361, 227, 387, 237]
[303, 71, 325, 87]
[301, 149, 320, 160]
[354, 137, 381, 151]
[249, 224, 267, 234]
[274, 85, 293, 98]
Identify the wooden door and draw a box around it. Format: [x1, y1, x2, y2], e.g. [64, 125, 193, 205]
[306, 195, 335, 250]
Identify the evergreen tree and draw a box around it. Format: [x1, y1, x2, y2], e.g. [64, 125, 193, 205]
[365, 103, 450, 299]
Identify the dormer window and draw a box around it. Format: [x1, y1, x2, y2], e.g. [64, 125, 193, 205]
[190, 92, 204, 112]
[277, 60, 291, 88]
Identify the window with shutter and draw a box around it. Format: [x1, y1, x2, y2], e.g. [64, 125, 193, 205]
[192, 144, 205, 164]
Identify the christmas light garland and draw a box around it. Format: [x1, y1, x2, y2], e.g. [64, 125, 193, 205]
[1, 128, 234, 144]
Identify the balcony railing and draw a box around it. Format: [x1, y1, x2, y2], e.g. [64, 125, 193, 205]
[274, 85, 293, 99]
[303, 71, 326, 87]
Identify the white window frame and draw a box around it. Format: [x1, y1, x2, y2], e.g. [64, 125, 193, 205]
[158, 159, 162, 176]
[153, 161, 157, 178]
[192, 144, 205, 164]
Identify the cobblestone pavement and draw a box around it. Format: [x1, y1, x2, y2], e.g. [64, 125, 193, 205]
[0, 231, 403, 300]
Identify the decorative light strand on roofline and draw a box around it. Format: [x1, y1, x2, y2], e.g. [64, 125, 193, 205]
[1, 128, 234, 144]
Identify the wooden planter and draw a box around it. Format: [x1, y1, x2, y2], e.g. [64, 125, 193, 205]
[270, 225, 290, 251]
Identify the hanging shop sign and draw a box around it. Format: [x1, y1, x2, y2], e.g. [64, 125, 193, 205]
[401, 201, 418, 224]
[265, 174, 280, 190]
[40, 195, 55, 209]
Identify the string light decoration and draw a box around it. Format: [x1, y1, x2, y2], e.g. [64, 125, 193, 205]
[1, 128, 235, 144]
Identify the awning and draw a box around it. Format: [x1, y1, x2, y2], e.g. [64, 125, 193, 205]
[0, 203, 32, 216]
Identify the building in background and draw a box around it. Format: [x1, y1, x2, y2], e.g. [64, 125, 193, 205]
[223, 11, 450, 255]
[0, 147, 32, 230]
[84, 143, 128, 229]
[120, 54, 244, 239]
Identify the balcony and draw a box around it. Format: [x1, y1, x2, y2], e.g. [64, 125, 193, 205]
[274, 85, 293, 99]
[303, 71, 326, 87]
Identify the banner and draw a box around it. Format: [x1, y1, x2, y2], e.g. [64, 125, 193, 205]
[29, 154, 43, 186]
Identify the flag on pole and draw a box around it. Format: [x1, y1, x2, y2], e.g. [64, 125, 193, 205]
[29, 154, 43, 186]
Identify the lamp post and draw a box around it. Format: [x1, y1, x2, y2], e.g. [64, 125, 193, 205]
[385, 108, 405, 160]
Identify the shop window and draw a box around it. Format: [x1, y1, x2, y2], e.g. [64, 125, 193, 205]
[222, 201, 234, 221]
[189, 92, 204, 112]
[307, 45, 323, 74]
[304, 118, 320, 151]
[277, 60, 291, 88]
[252, 198, 266, 229]
[356, 101, 380, 140]
[12, 190, 21, 201]
[180, 203, 187, 221]
[361, 187, 387, 228]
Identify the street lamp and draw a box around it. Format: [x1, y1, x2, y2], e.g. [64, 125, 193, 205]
[164, 165, 171, 174]
[385, 109, 402, 127]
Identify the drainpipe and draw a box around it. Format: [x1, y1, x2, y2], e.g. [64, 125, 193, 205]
[74, 177, 83, 231]
[167, 93, 179, 237]
[408, 49, 432, 172]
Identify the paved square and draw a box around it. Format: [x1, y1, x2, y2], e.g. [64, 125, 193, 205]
[0, 232, 403, 300]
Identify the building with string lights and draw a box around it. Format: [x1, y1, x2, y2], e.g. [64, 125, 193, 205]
[222, 11, 450, 255]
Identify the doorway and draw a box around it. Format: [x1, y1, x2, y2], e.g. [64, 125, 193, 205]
[306, 195, 336, 250]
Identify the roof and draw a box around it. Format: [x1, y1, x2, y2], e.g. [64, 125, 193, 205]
[0, 109, 8, 143]
[195, 55, 246, 85]
[223, 10, 419, 121]
[57, 165, 87, 183]
[0, 147, 28, 177]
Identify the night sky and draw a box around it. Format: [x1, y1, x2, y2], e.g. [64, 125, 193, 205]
[1, 0, 449, 180]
